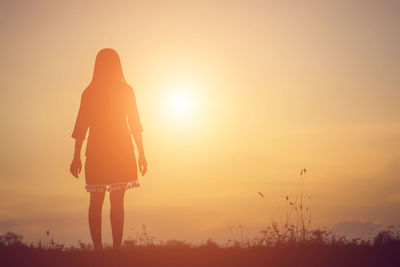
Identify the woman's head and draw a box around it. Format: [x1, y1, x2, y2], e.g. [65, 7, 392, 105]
[90, 48, 126, 86]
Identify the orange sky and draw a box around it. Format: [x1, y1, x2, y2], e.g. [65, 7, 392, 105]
[1, 0, 399, 244]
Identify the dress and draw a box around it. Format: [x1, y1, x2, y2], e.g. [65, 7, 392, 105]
[71, 82, 143, 192]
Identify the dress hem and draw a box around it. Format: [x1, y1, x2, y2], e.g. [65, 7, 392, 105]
[85, 180, 140, 192]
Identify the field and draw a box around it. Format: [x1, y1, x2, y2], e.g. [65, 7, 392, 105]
[2, 229, 400, 267]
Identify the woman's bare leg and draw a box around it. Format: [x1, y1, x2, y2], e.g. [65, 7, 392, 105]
[89, 191, 105, 250]
[110, 189, 125, 248]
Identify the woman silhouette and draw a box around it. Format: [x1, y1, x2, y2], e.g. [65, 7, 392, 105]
[70, 48, 147, 249]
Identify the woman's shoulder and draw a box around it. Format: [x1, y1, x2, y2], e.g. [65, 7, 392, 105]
[81, 84, 92, 98]
[123, 83, 136, 97]
[124, 83, 134, 91]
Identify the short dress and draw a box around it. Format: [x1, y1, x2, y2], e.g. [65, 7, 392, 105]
[71, 82, 143, 192]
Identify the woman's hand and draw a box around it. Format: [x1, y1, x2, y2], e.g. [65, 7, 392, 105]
[70, 157, 82, 178]
[138, 154, 147, 176]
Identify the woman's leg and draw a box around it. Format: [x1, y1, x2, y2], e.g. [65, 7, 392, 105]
[109, 189, 126, 248]
[89, 191, 106, 250]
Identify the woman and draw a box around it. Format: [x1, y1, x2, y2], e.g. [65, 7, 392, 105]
[70, 48, 147, 250]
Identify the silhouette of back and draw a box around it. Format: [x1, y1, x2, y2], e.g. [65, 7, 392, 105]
[72, 48, 143, 186]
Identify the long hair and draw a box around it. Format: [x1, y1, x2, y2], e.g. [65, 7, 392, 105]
[89, 48, 126, 87]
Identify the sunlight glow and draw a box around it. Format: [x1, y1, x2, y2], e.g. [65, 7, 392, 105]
[171, 93, 192, 115]
[166, 84, 197, 119]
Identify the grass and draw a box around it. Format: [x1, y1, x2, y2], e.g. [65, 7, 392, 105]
[2, 234, 400, 267]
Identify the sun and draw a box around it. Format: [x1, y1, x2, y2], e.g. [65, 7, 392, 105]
[168, 90, 196, 118]
[171, 93, 191, 114]
[160, 77, 204, 123]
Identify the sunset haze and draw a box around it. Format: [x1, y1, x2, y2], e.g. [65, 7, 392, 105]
[1, 0, 399, 245]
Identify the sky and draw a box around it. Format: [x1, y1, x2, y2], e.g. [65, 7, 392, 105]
[0, 0, 399, 245]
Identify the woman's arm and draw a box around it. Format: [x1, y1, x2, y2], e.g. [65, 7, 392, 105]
[70, 93, 89, 178]
[127, 86, 147, 176]
[70, 139, 84, 178]
[133, 131, 147, 176]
